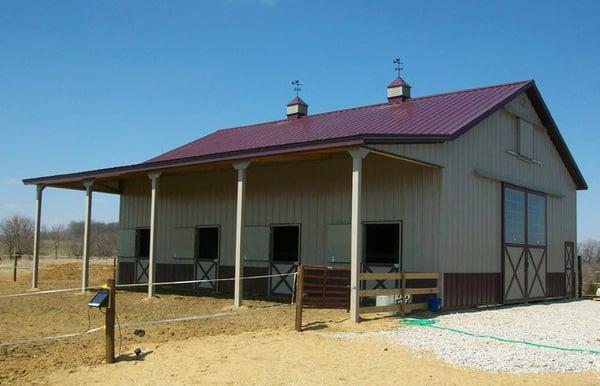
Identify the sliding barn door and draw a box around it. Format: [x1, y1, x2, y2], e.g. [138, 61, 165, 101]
[527, 247, 547, 300]
[503, 245, 527, 302]
[502, 185, 547, 304]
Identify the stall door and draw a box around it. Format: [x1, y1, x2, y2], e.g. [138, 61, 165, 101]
[362, 223, 401, 291]
[270, 225, 300, 297]
[135, 228, 150, 284]
[565, 241, 576, 298]
[195, 227, 219, 291]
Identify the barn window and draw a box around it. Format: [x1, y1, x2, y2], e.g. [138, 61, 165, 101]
[504, 188, 525, 244]
[135, 228, 150, 259]
[504, 186, 546, 246]
[271, 225, 300, 262]
[195, 227, 219, 260]
[527, 194, 546, 245]
[364, 223, 400, 264]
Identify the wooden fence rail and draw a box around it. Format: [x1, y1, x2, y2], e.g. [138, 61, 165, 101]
[358, 272, 440, 316]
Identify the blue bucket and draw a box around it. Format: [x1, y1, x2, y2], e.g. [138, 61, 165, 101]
[428, 296, 442, 312]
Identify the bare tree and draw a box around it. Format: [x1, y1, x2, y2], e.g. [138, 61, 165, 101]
[92, 222, 118, 257]
[0, 215, 34, 257]
[49, 224, 65, 258]
[579, 239, 600, 263]
[68, 240, 83, 258]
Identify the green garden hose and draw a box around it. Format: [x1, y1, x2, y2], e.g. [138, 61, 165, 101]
[401, 318, 600, 355]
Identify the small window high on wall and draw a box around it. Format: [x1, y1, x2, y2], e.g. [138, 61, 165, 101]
[503, 185, 546, 246]
[517, 118, 535, 159]
[364, 223, 401, 264]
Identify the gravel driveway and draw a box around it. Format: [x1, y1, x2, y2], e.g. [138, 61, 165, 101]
[345, 300, 600, 373]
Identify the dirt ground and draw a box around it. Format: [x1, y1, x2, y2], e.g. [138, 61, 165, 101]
[1, 259, 598, 385]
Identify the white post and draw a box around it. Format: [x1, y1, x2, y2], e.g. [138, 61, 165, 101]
[147, 172, 161, 298]
[81, 179, 94, 292]
[349, 148, 369, 322]
[32, 185, 44, 289]
[233, 161, 250, 307]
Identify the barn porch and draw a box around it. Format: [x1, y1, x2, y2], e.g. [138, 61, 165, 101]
[25, 145, 442, 322]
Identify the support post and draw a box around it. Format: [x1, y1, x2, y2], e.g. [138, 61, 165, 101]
[82, 179, 94, 292]
[147, 172, 161, 298]
[233, 161, 250, 307]
[349, 148, 369, 323]
[105, 278, 116, 364]
[13, 252, 20, 282]
[295, 265, 304, 332]
[577, 255, 582, 298]
[32, 185, 44, 289]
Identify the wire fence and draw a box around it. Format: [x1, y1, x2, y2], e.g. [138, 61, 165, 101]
[0, 269, 299, 358]
[0, 301, 292, 348]
[0, 271, 297, 298]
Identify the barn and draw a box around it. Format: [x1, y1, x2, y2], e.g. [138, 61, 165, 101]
[24, 76, 587, 321]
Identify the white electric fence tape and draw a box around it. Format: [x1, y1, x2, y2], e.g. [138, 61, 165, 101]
[0, 272, 297, 298]
[0, 304, 290, 348]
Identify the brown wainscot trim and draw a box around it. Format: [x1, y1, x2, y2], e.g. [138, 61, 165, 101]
[443, 273, 502, 310]
[546, 272, 566, 298]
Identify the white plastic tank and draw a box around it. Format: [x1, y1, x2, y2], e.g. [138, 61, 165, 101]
[376, 295, 397, 316]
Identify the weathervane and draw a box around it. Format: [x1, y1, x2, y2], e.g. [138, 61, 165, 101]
[393, 58, 404, 77]
[291, 80, 302, 97]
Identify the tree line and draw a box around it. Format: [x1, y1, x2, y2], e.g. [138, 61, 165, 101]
[579, 239, 600, 264]
[0, 214, 118, 259]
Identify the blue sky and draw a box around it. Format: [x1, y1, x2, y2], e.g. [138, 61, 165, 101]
[1, 1, 598, 239]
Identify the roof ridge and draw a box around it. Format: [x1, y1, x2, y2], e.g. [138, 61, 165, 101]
[212, 79, 532, 133]
[409, 79, 532, 101]
[146, 79, 533, 163]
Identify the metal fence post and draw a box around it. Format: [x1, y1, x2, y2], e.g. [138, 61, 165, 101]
[577, 255, 583, 298]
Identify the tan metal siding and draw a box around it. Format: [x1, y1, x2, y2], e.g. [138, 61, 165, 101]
[117, 91, 577, 279]
[372, 91, 577, 274]
[118, 155, 440, 272]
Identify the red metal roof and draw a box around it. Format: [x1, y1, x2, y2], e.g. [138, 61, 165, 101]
[23, 80, 587, 190]
[148, 81, 531, 163]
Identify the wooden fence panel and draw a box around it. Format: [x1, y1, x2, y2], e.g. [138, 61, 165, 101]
[302, 265, 350, 309]
[358, 271, 440, 316]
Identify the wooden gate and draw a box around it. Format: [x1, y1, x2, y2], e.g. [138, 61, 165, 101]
[302, 265, 350, 308]
[565, 241, 576, 298]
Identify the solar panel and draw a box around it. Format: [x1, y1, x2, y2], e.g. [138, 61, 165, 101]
[88, 289, 110, 308]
